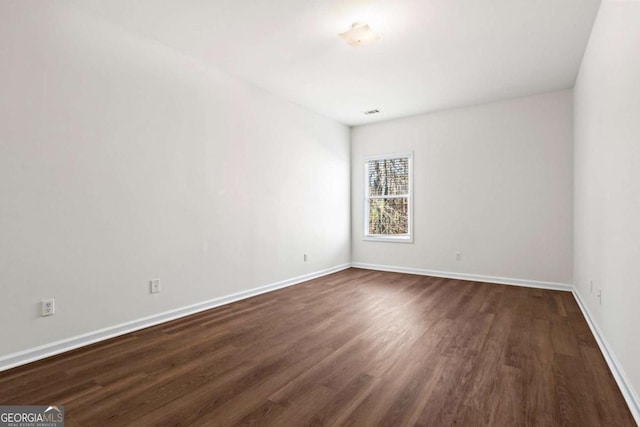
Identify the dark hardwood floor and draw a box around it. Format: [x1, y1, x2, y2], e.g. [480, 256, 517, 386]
[1, 268, 635, 426]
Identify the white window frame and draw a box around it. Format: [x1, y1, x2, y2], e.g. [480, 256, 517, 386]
[363, 152, 413, 243]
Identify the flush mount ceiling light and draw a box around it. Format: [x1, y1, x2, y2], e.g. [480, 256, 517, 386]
[339, 22, 380, 47]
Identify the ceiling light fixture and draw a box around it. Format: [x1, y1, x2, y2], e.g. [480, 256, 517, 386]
[339, 22, 380, 47]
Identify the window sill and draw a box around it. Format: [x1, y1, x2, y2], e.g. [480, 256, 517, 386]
[364, 235, 413, 243]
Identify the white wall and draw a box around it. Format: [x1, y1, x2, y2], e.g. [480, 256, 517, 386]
[574, 0, 640, 411]
[0, 1, 350, 357]
[351, 91, 573, 284]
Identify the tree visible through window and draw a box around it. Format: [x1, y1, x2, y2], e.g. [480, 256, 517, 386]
[364, 154, 412, 241]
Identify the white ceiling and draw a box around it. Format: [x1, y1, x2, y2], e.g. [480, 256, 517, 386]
[69, 0, 601, 126]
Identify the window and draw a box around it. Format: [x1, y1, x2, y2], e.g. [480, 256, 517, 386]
[364, 153, 413, 242]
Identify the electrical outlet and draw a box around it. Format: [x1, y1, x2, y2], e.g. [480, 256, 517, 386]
[304, 253, 309, 262]
[41, 299, 55, 317]
[150, 279, 161, 294]
[597, 288, 602, 305]
[456, 252, 462, 261]
[590, 280, 594, 294]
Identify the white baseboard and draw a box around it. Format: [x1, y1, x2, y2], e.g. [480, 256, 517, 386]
[572, 288, 640, 425]
[351, 262, 573, 291]
[0, 263, 351, 372]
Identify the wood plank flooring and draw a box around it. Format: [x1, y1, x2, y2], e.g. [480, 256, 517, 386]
[1, 268, 635, 426]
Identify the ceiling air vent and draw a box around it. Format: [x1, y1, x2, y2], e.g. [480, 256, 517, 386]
[364, 109, 380, 115]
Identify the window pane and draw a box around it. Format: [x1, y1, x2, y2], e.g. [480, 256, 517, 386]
[368, 198, 409, 235]
[368, 158, 409, 196]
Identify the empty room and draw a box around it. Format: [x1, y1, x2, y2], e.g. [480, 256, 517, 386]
[1, 0, 639, 426]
